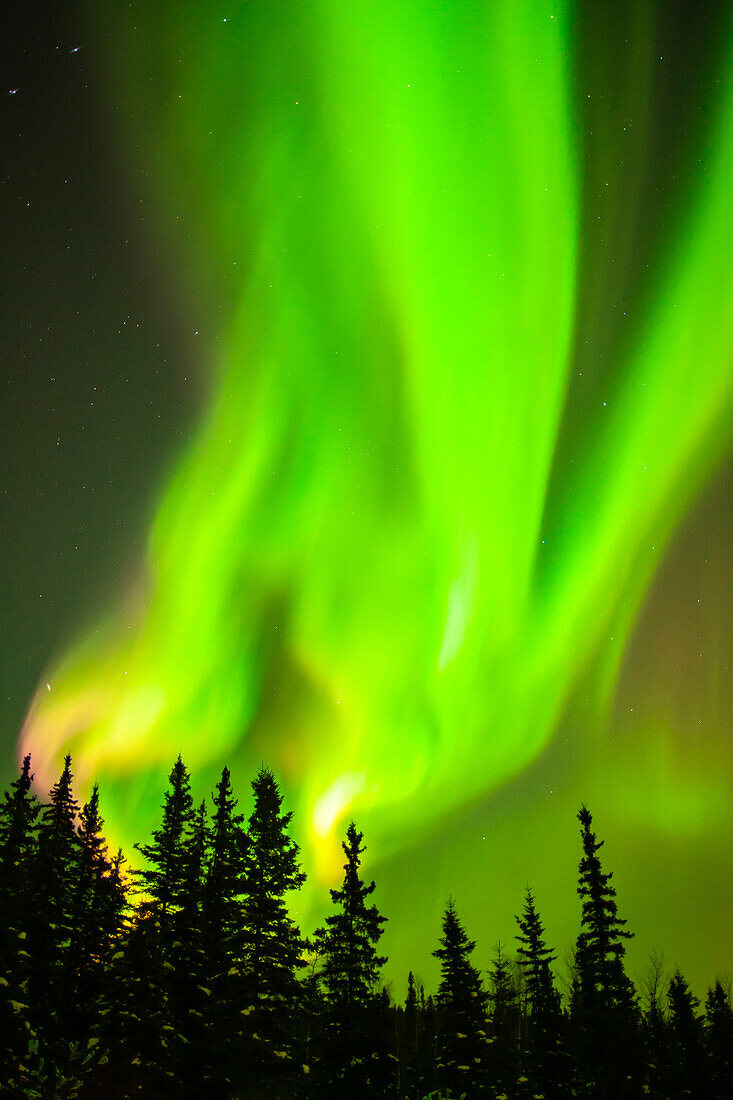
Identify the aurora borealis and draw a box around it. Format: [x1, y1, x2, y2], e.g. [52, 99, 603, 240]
[3, 1, 732, 992]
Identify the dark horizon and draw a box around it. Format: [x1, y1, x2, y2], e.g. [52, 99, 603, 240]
[1, 747, 731, 1098]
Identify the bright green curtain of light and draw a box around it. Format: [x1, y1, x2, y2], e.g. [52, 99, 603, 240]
[21, 1, 733, 898]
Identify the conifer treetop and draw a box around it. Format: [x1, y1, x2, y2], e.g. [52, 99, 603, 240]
[0, 752, 40, 869]
[577, 804, 632, 950]
[246, 766, 306, 895]
[515, 888, 559, 1022]
[575, 804, 638, 1021]
[315, 821, 387, 1009]
[44, 754, 80, 833]
[134, 755, 195, 917]
[433, 897, 486, 1011]
[78, 784, 108, 866]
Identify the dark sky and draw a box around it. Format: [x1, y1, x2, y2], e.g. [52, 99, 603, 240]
[1, 0, 204, 768]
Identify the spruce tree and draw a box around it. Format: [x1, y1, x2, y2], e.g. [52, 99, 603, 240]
[0, 755, 41, 1095]
[514, 888, 565, 1096]
[405, 970, 418, 1016]
[239, 767, 307, 1097]
[640, 952, 669, 1100]
[573, 805, 641, 1096]
[121, 756, 198, 1090]
[0, 754, 40, 885]
[488, 939, 520, 1096]
[168, 799, 211, 1096]
[68, 784, 126, 1055]
[30, 754, 82, 1070]
[666, 969, 705, 1097]
[200, 766, 249, 1093]
[135, 755, 195, 929]
[576, 806, 635, 1007]
[72, 841, 128, 1098]
[77, 784, 107, 867]
[515, 889, 559, 1022]
[99, 765, 205, 1098]
[432, 898, 489, 1099]
[401, 971, 420, 1097]
[314, 821, 390, 1098]
[705, 980, 733, 1100]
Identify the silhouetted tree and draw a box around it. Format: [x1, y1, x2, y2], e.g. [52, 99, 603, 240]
[68, 785, 127, 1054]
[124, 756, 198, 1091]
[31, 754, 81, 1070]
[0, 755, 42, 1095]
[405, 970, 418, 1015]
[168, 799, 211, 1096]
[0, 754, 40, 886]
[432, 898, 489, 1099]
[640, 951, 669, 1099]
[98, 847, 128, 953]
[516, 889, 559, 1021]
[666, 969, 705, 1097]
[239, 767, 307, 1097]
[573, 805, 641, 1097]
[135, 755, 195, 932]
[3, 752, 730, 1099]
[488, 939, 520, 1094]
[199, 765, 249, 1093]
[314, 821, 390, 1098]
[401, 971, 420, 1097]
[96, 775, 206, 1098]
[705, 980, 733, 1100]
[515, 888, 565, 1096]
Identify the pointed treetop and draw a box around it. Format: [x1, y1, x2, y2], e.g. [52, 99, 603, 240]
[0, 752, 41, 871]
[78, 783, 109, 867]
[315, 820, 387, 1008]
[515, 887, 556, 964]
[18, 753, 33, 789]
[45, 753, 80, 830]
[405, 970, 418, 1014]
[706, 979, 733, 1019]
[2, 753, 37, 817]
[578, 803, 605, 853]
[134, 755, 196, 918]
[211, 765, 242, 829]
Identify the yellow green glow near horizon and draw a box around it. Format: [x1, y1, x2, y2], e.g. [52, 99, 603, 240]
[20, 1, 733, 914]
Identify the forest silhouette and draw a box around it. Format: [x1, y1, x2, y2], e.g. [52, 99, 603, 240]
[1, 753, 730, 1099]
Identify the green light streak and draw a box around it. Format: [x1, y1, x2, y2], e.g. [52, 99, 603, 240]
[21, 2, 733, 898]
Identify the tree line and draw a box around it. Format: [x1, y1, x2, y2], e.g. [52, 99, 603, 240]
[0, 752, 730, 1099]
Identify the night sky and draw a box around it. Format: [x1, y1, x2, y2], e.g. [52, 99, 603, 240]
[2, 0, 731, 998]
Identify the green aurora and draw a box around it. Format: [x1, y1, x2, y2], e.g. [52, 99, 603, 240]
[20, 1, 733, 986]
